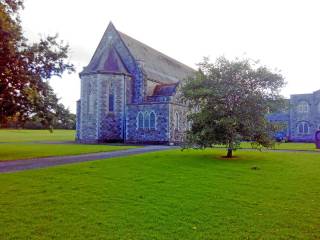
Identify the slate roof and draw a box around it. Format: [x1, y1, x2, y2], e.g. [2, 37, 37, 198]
[81, 22, 195, 86]
[152, 83, 178, 96]
[118, 32, 195, 84]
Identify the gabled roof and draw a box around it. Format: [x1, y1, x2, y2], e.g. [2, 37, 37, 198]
[313, 89, 320, 95]
[82, 22, 195, 84]
[103, 47, 128, 73]
[118, 32, 195, 84]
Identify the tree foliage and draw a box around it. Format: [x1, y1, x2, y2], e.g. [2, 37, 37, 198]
[0, 0, 74, 128]
[182, 57, 286, 157]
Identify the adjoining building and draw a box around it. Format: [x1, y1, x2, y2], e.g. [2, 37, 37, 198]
[268, 90, 320, 142]
[76, 22, 195, 144]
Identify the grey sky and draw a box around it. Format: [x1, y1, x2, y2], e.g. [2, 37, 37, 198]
[21, 0, 320, 113]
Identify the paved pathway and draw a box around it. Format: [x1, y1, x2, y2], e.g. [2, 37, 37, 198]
[0, 145, 177, 174]
[1, 146, 318, 174]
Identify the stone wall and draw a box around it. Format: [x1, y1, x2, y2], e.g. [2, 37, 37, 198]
[79, 74, 98, 142]
[126, 103, 170, 143]
[77, 73, 190, 145]
[289, 91, 320, 142]
[77, 73, 131, 143]
[169, 103, 188, 144]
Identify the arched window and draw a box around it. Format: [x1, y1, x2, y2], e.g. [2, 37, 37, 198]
[109, 94, 114, 112]
[109, 83, 115, 112]
[88, 93, 95, 114]
[150, 112, 156, 129]
[87, 82, 94, 114]
[175, 112, 179, 130]
[297, 101, 310, 113]
[318, 103, 320, 113]
[144, 111, 150, 129]
[297, 121, 310, 134]
[137, 112, 144, 129]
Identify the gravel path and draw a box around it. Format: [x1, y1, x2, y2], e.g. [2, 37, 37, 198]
[0, 145, 177, 174]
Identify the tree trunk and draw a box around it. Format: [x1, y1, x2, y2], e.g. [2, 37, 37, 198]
[227, 148, 233, 158]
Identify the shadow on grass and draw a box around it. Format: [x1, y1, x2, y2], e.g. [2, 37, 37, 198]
[180, 149, 245, 163]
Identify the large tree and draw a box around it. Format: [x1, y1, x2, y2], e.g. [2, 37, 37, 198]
[0, 0, 74, 127]
[182, 57, 286, 158]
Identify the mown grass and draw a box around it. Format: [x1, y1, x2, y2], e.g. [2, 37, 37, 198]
[0, 129, 137, 161]
[0, 149, 319, 239]
[0, 143, 137, 161]
[0, 129, 75, 143]
[240, 141, 319, 151]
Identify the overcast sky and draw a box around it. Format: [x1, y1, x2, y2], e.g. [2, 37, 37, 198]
[21, 0, 320, 113]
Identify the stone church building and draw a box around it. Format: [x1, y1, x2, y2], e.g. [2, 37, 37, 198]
[76, 22, 195, 144]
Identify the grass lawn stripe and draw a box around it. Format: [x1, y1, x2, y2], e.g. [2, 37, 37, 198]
[0, 149, 319, 239]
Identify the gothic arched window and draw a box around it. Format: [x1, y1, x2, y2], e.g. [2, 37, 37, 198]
[109, 94, 114, 112]
[87, 82, 95, 115]
[297, 121, 310, 134]
[109, 83, 115, 112]
[150, 112, 156, 129]
[175, 112, 179, 130]
[88, 93, 95, 114]
[297, 101, 310, 113]
[137, 112, 144, 129]
[144, 111, 150, 129]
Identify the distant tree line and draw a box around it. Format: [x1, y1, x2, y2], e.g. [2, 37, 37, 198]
[0, 0, 75, 130]
[4, 104, 76, 130]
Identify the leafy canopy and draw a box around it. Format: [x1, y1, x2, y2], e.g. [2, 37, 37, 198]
[182, 57, 286, 157]
[0, 0, 74, 128]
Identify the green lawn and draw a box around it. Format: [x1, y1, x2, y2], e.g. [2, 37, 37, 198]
[240, 142, 319, 151]
[0, 129, 75, 143]
[1, 149, 319, 239]
[0, 143, 136, 161]
[0, 129, 137, 161]
[213, 142, 319, 152]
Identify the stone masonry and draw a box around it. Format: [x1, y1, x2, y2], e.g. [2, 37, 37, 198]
[76, 22, 195, 144]
[268, 90, 320, 142]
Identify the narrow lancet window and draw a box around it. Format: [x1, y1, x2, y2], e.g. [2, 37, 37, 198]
[109, 94, 114, 112]
[144, 112, 150, 129]
[138, 112, 144, 129]
[88, 93, 95, 114]
[150, 112, 156, 129]
[175, 112, 179, 130]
